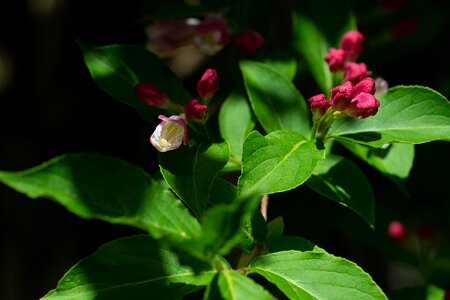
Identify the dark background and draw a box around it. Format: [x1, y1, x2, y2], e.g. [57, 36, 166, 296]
[1, 0, 449, 299]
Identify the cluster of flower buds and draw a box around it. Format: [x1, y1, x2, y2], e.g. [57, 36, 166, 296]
[325, 31, 370, 83]
[309, 77, 380, 120]
[146, 14, 264, 57]
[387, 220, 437, 244]
[134, 68, 219, 152]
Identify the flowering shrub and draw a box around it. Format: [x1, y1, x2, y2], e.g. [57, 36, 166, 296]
[1, 1, 450, 299]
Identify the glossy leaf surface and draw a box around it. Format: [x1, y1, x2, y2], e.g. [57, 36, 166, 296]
[160, 141, 230, 217]
[329, 86, 450, 147]
[238, 130, 322, 199]
[248, 251, 388, 300]
[307, 154, 375, 227]
[0, 153, 200, 240]
[43, 235, 214, 300]
[240, 61, 310, 137]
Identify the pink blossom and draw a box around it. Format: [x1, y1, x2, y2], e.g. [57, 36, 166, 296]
[308, 94, 331, 118]
[194, 14, 230, 55]
[150, 115, 188, 152]
[184, 99, 207, 121]
[388, 220, 407, 242]
[234, 30, 264, 55]
[340, 31, 364, 62]
[325, 48, 347, 72]
[146, 18, 199, 57]
[135, 82, 170, 108]
[344, 62, 371, 83]
[197, 68, 219, 101]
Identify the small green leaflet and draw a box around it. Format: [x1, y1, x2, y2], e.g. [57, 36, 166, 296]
[238, 130, 323, 199]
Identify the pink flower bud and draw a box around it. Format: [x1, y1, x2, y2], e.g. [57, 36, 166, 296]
[325, 48, 347, 72]
[388, 220, 407, 242]
[184, 99, 207, 121]
[197, 68, 219, 101]
[346, 92, 380, 119]
[194, 14, 230, 55]
[330, 81, 354, 111]
[331, 78, 380, 119]
[344, 62, 371, 83]
[308, 94, 331, 118]
[150, 115, 188, 152]
[135, 82, 171, 108]
[340, 31, 364, 62]
[234, 30, 264, 55]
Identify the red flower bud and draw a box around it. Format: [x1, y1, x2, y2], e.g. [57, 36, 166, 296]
[325, 48, 347, 72]
[184, 99, 207, 121]
[135, 82, 171, 108]
[344, 62, 371, 83]
[331, 78, 380, 119]
[308, 94, 331, 118]
[340, 31, 364, 62]
[346, 92, 380, 119]
[388, 220, 407, 242]
[234, 30, 264, 55]
[197, 68, 219, 101]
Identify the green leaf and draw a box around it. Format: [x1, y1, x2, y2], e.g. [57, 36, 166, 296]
[238, 130, 323, 199]
[79, 42, 190, 121]
[42, 235, 215, 300]
[292, 1, 356, 93]
[0, 153, 200, 240]
[241, 209, 267, 252]
[208, 177, 237, 206]
[307, 154, 375, 227]
[262, 50, 297, 81]
[266, 216, 284, 241]
[248, 251, 388, 300]
[176, 196, 262, 261]
[219, 92, 255, 160]
[266, 236, 325, 253]
[340, 142, 414, 195]
[240, 61, 310, 138]
[160, 141, 230, 217]
[328, 86, 450, 147]
[204, 270, 276, 300]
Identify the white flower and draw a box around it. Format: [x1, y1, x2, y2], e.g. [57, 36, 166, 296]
[150, 115, 188, 152]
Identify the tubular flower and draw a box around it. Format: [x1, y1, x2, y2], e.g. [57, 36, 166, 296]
[135, 82, 171, 108]
[344, 62, 371, 83]
[340, 30, 364, 62]
[324, 48, 347, 72]
[234, 30, 264, 55]
[194, 14, 230, 55]
[331, 77, 379, 119]
[184, 99, 207, 121]
[150, 115, 188, 152]
[197, 68, 219, 102]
